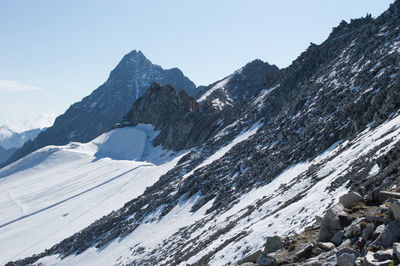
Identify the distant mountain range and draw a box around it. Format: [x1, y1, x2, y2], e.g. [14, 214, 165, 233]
[0, 126, 44, 163]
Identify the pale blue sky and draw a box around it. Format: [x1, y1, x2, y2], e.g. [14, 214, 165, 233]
[0, 0, 395, 131]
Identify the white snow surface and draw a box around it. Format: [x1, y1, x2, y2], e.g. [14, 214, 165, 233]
[35, 114, 400, 265]
[0, 124, 187, 265]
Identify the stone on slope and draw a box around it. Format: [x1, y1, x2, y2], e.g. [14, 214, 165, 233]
[336, 247, 360, 259]
[319, 204, 348, 241]
[364, 250, 394, 266]
[393, 242, 400, 261]
[362, 224, 376, 242]
[371, 221, 400, 248]
[318, 242, 336, 250]
[296, 242, 315, 260]
[390, 199, 400, 221]
[372, 225, 386, 241]
[262, 236, 284, 254]
[339, 192, 364, 208]
[331, 230, 345, 246]
[337, 252, 356, 266]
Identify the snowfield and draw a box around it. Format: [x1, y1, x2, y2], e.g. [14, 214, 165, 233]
[0, 125, 187, 265]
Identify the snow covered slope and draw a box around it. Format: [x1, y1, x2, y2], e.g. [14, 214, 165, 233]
[0, 125, 187, 265]
[36, 110, 400, 266]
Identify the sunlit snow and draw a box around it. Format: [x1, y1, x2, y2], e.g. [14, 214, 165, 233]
[0, 125, 187, 264]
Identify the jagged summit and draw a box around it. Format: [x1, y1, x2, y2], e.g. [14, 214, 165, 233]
[126, 82, 198, 120]
[107, 50, 151, 84]
[197, 59, 278, 109]
[2, 50, 198, 168]
[123, 82, 224, 150]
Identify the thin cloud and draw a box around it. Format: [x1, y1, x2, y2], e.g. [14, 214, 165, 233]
[0, 80, 45, 92]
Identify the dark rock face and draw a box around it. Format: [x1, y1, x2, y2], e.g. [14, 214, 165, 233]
[123, 82, 228, 151]
[3, 50, 198, 168]
[372, 221, 400, 248]
[197, 59, 279, 109]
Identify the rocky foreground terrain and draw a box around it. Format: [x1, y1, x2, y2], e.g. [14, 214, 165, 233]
[238, 141, 400, 265]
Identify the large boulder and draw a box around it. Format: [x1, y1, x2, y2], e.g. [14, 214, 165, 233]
[390, 199, 400, 221]
[337, 253, 356, 266]
[318, 242, 336, 250]
[394, 242, 400, 261]
[331, 230, 345, 246]
[373, 249, 394, 261]
[238, 250, 262, 264]
[371, 221, 400, 248]
[339, 192, 364, 208]
[364, 250, 394, 266]
[372, 224, 386, 241]
[319, 204, 348, 241]
[336, 247, 360, 259]
[362, 223, 376, 242]
[262, 236, 283, 254]
[295, 242, 315, 260]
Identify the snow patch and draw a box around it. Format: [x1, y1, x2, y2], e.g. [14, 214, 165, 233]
[183, 122, 263, 179]
[198, 76, 231, 102]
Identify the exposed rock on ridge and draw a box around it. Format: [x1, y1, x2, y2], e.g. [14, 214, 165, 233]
[123, 82, 229, 151]
[197, 59, 279, 109]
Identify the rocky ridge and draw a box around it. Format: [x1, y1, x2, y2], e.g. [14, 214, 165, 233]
[197, 59, 279, 110]
[121, 82, 234, 151]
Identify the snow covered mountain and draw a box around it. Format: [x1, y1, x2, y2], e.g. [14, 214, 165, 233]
[0, 126, 44, 163]
[3, 1, 400, 265]
[3, 50, 198, 168]
[0, 126, 42, 150]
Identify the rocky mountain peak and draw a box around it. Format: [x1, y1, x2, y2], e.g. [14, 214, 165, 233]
[108, 50, 151, 81]
[145, 82, 198, 110]
[123, 82, 224, 150]
[124, 49, 147, 62]
[126, 82, 198, 121]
